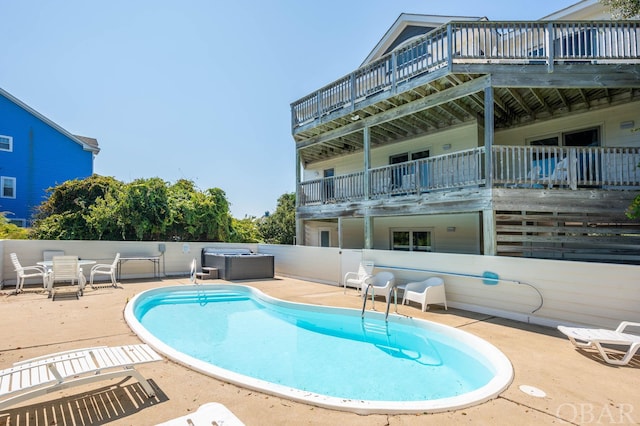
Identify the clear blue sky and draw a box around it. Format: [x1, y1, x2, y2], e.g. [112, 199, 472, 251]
[0, 0, 582, 218]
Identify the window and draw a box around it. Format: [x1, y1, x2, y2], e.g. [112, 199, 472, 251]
[0, 135, 12, 152]
[1, 176, 16, 198]
[391, 228, 432, 252]
[532, 29, 598, 58]
[554, 29, 598, 58]
[530, 136, 559, 147]
[323, 168, 334, 200]
[389, 150, 430, 189]
[319, 230, 331, 247]
[529, 127, 600, 148]
[411, 150, 430, 161]
[564, 127, 599, 147]
[528, 127, 601, 180]
[7, 218, 26, 227]
[389, 150, 430, 164]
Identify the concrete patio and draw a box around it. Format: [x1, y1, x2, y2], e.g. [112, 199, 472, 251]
[0, 276, 638, 425]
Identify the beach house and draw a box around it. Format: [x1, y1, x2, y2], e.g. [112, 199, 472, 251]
[291, 0, 640, 264]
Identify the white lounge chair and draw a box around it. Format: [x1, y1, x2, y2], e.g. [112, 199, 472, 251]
[0, 344, 162, 410]
[157, 402, 245, 426]
[557, 322, 640, 366]
[343, 260, 374, 294]
[90, 253, 120, 288]
[9, 253, 47, 293]
[401, 277, 448, 312]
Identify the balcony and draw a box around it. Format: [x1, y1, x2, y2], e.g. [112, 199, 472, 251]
[297, 146, 640, 207]
[291, 20, 640, 134]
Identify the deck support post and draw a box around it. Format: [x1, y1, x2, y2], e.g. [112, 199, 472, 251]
[484, 85, 494, 188]
[364, 215, 373, 249]
[483, 85, 496, 255]
[364, 126, 373, 249]
[295, 150, 304, 246]
[482, 209, 497, 255]
[364, 126, 370, 200]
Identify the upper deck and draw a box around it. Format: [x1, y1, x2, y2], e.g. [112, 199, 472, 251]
[291, 21, 640, 165]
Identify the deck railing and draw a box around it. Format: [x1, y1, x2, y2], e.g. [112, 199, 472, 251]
[493, 146, 640, 189]
[298, 146, 640, 206]
[291, 20, 640, 129]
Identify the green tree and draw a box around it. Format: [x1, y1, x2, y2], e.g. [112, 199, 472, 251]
[30, 175, 238, 241]
[116, 177, 169, 240]
[600, 0, 640, 17]
[627, 195, 640, 219]
[31, 175, 123, 240]
[162, 180, 235, 241]
[627, 162, 640, 220]
[229, 216, 262, 243]
[202, 187, 234, 242]
[258, 192, 296, 244]
[0, 214, 29, 239]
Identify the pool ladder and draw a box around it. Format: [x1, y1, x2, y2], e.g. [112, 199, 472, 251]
[361, 318, 391, 349]
[361, 284, 399, 321]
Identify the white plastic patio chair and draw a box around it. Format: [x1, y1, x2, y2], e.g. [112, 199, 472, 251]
[343, 260, 374, 294]
[157, 402, 244, 426]
[46, 256, 86, 300]
[90, 253, 120, 288]
[362, 271, 396, 309]
[9, 253, 47, 293]
[401, 277, 448, 312]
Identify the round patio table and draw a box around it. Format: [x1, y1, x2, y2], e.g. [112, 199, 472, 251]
[37, 259, 96, 269]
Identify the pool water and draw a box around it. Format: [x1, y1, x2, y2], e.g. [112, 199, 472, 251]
[125, 285, 513, 414]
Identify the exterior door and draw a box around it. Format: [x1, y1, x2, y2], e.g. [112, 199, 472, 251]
[389, 153, 409, 189]
[323, 168, 334, 200]
[319, 229, 331, 247]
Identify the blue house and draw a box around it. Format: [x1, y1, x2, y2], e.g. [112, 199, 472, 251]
[0, 87, 99, 226]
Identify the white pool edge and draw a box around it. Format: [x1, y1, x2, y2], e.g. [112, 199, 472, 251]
[124, 284, 514, 415]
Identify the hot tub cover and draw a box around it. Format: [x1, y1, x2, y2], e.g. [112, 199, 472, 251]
[201, 248, 274, 280]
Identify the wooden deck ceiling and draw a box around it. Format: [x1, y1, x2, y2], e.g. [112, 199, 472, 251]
[294, 65, 640, 165]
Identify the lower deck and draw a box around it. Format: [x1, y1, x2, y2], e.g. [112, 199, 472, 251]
[298, 186, 640, 264]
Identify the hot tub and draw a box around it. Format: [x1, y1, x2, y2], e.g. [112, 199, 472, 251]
[201, 248, 274, 280]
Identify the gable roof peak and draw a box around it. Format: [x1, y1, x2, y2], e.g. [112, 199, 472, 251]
[362, 13, 486, 65]
[0, 87, 100, 153]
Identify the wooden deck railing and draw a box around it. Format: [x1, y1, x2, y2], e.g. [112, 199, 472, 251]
[493, 146, 640, 189]
[291, 20, 640, 129]
[298, 146, 640, 206]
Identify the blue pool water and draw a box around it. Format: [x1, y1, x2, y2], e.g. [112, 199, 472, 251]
[125, 285, 513, 413]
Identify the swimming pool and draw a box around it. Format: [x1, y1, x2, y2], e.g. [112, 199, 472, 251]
[124, 285, 513, 414]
